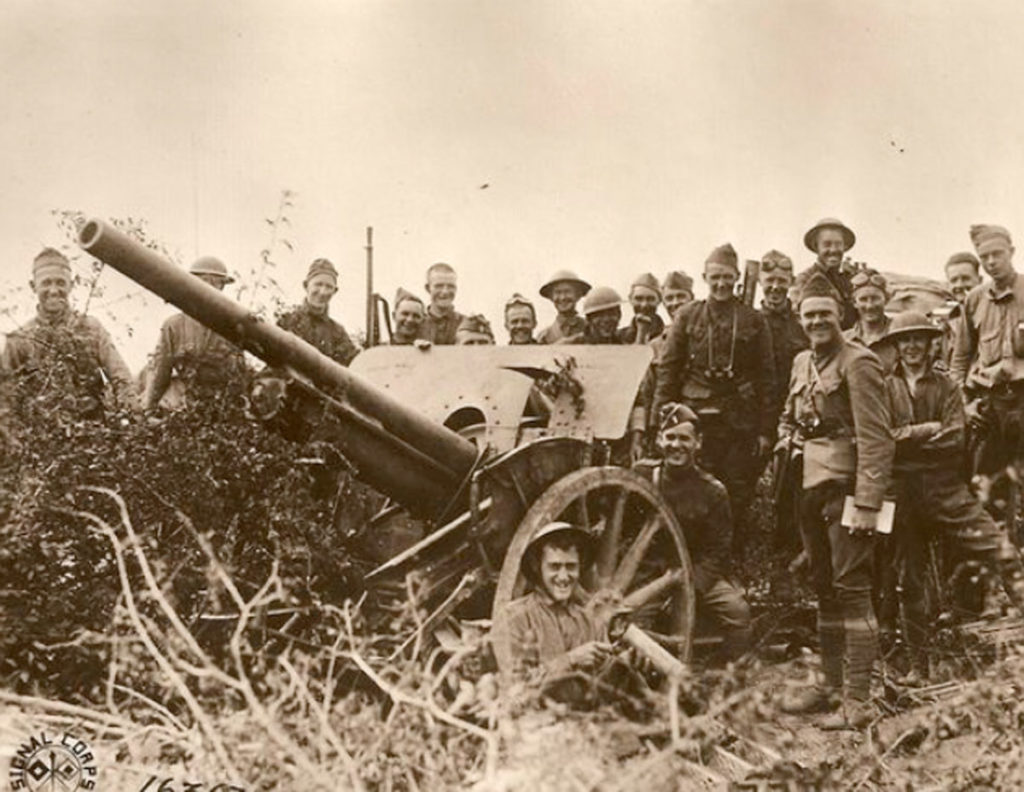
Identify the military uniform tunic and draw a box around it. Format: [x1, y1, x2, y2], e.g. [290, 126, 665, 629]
[760, 300, 808, 419]
[792, 261, 858, 330]
[538, 313, 587, 345]
[616, 314, 665, 345]
[277, 301, 359, 366]
[420, 306, 465, 346]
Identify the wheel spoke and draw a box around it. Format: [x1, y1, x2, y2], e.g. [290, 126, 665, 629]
[622, 568, 684, 612]
[596, 489, 628, 587]
[611, 514, 662, 594]
[576, 493, 591, 530]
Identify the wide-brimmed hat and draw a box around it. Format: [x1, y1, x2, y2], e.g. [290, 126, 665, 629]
[885, 310, 941, 341]
[540, 269, 592, 300]
[521, 521, 594, 582]
[189, 256, 235, 283]
[803, 218, 856, 253]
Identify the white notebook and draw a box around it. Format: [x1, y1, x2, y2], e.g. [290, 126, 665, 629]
[841, 496, 895, 535]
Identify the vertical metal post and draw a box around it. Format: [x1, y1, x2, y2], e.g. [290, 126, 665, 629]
[365, 226, 375, 347]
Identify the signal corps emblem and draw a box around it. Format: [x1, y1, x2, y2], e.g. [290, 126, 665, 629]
[8, 731, 97, 791]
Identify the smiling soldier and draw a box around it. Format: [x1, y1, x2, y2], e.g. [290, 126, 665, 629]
[537, 270, 591, 344]
[278, 257, 359, 366]
[793, 218, 859, 330]
[421, 262, 465, 345]
[389, 288, 426, 346]
[2, 247, 134, 418]
[777, 271, 893, 729]
[504, 294, 538, 344]
[505, 522, 612, 680]
[617, 272, 665, 344]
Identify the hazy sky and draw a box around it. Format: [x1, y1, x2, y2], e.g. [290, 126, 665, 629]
[3, 0, 1023, 370]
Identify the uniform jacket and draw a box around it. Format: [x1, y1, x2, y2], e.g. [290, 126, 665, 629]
[792, 261, 858, 330]
[559, 327, 624, 345]
[616, 313, 665, 345]
[778, 340, 893, 509]
[420, 306, 465, 346]
[277, 301, 359, 366]
[505, 587, 604, 678]
[1, 308, 134, 410]
[885, 363, 965, 475]
[635, 460, 732, 592]
[760, 300, 808, 419]
[144, 312, 243, 410]
[538, 313, 587, 345]
[654, 298, 776, 437]
[950, 273, 1024, 389]
[843, 317, 897, 374]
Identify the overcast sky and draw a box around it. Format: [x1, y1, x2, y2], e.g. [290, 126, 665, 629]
[2, 0, 1023, 371]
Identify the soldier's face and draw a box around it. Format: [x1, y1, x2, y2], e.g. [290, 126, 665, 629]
[630, 286, 660, 317]
[551, 283, 581, 314]
[457, 331, 493, 345]
[393, 299, 424, 337]
[305, 273, 338, 309]
[31, 269, 72, 314]
[703, 262, 738, 303]
[662, 287, 692, 319]
[196, 273, 230, 292]
[760, 270, 793, 309]
[853, 287, 886, 323]
[588, 307, 621, 340]
[427, 271, 457, 308]
[800, 297, 842, 347]
[815, 229, 847, 268]
[658, 422, 700, 469]
[896, 331, 932, 367]
[979, 242, 1015, 285]
[539, 544, 580, 603]
[505, 305, 536, 344]
[946, 262, 980, 302]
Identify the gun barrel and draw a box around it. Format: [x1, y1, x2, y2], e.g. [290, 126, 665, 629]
[78, 219, 478, 514]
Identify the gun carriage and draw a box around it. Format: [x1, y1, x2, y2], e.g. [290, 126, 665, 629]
[78, 220, 696, 681]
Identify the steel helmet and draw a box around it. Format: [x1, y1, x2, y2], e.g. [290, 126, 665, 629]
[540, 269, 592, 300]
[885, 310, 941, 341]
[520, 521, 595, 582]
[189, 256, 235, 284]
[582, 286, 623, 316]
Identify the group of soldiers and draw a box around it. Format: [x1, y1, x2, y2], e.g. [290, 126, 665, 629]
[5, 216, 1024, 731]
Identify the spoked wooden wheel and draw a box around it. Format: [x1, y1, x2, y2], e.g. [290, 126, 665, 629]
[491, 466, 695, 682]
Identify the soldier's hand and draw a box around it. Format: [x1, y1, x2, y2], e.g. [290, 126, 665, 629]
[965, 399, 988, 431]
[848, 505, 879, 536]
[413, 339, 432, 351]
[567, 641, 613, 669]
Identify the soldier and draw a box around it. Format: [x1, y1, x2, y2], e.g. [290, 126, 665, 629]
[635, 404, 752, 660]
[660, 271, 695, 321]
[617, 273, 665, 344]
[2, 247, 134, 418]
[390, 288, 426, 346]
[504, 294, 538, 344]
[562, 287, 624, 345]
[278, 258, 359, 366]
[759, 250, 809, 573]
[777, 271, 893, 729]
[759, 250, 809, 417]
[421, 262, 465, 345]
[455, 314, 495, 345]
[844, 268, 897, 374]
[654, 243, 775, 549]
[935, 252, 982, 368]
[884, 311, 1024, 680]
[950, 224, 1024, 476]
[537, 270, 591, 344]
[505, 521, 612, 681]
[793, 218, 859, 330]
[144, 256, 245, 411]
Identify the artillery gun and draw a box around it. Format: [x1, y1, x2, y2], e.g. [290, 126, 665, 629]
[78, 219, 696, 681]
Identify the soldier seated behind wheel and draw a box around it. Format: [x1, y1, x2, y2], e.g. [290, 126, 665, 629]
[505, 522, 613, 683]
[634, 403, 752, 661]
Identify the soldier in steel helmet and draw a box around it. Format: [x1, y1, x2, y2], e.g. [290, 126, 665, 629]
[2, 247, 135, 419]
[654, 243, 776, 553]
[617, 273, 665, 344]
[884, 310, 1024, 681]
[277, 258, 359, 366]
[144, 256, 246, 411]
[792, 218, 860, 330]
[776, 270, 893, 730]
[561, 286, 625, 345]
[537, 270, 591, 344]
[504, 521, 612, 680]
